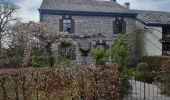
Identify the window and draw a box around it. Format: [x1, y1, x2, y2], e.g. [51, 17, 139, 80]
[163, 28, 170, 40]
[63, 19, 71, 33]
[66, 46, 76, 60]
[93, 40, 109, 50]
[163, 42, 170, 56]
[59, 15, 75, 34]
[59, 45, 76, 60]
[162, 27, 170, 56]
[113, 17, 126, 34]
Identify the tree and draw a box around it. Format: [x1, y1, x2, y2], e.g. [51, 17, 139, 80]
[109, 34, 132, 97]
[52, 50, 72, 68]
[9, 22, 58, 67]
[34, 31, 74, 67]
[0, 0, 19, 59]
[109, 35, 128, 67]
[9, 22, 74, 67]
[6, 22, 38, 67]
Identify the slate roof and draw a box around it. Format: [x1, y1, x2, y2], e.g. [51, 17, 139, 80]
[40, 0, 133, 14]
[131, 10, 170, 26]
[40, 0, 170, 26]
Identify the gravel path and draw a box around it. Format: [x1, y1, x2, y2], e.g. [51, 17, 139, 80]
[124, 80, 170, 100]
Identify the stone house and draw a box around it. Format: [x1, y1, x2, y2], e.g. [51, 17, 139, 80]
[39, 0, 170, 65]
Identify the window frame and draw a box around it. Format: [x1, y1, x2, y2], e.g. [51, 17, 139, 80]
[63, 19, 71, 33]
[113, 17, 126, 34]
[162, 42, 170, 56]
[163, 27, 170, 40]
[162, 27, 170, 56]
[59, 15, 75, 34]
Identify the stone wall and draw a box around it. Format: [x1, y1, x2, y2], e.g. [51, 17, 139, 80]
[73, 16, 114, 64]
[125, 18, 137, 65]
[41, 14, 137, 65]
[41, 14, 62, 32]
[74, 16, 114, 38]
[41, 14, 115, 38]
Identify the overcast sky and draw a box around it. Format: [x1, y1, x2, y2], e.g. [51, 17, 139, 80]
[15, 0, 170, 22]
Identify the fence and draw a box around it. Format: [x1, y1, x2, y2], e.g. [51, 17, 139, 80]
[123, 65, 170, 100]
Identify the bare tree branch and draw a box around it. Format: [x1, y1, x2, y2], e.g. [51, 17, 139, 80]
[0, 0, 19, 61]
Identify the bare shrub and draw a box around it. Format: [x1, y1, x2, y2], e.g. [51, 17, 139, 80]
[0, 64, 121, 100]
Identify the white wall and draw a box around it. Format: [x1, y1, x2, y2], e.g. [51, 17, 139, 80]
[136, 21, 162, 57]
[145, 27, 162, 56]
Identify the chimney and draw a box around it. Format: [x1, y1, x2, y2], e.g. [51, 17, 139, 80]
[123, 2, 130, 9]
[110, 0, 116, 2]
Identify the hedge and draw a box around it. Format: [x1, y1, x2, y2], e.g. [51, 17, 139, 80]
[139, 56, 170, 70]
[0, 65, 121, 100]
[162, 60, 170, 96]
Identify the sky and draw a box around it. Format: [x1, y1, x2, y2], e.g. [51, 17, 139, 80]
[15, 0, 170, 22]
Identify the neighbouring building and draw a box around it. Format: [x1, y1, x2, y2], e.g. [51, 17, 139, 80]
[39, 0, 170, 65]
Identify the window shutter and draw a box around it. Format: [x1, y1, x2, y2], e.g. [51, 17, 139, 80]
[113, 21, 116, 34]
[71, 19, 75, 34]
[122, 20, 126, 33]
[59, 19, 63, 32]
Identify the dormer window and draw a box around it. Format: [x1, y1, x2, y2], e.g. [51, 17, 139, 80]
[59, 15, 75, 34]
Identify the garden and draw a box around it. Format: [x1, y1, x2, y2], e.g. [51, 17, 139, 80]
[0, 27, 131, 99]
[0, 1, 170, 100]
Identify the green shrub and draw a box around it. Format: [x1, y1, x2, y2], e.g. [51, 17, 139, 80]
[136, 62, 149, 71]
[161, 60, 170, 96]
[138, 56, 170, 83]
[92, 48, 109, 65]
[135, 62, 152, 82]
[121, 67, 133, 96]
[139, 56, 170, 70]
[53, 50, 72, 68]
[31, 48, 42, 67]
[109, 34, 131, 98]
[109, 37, 128, 67]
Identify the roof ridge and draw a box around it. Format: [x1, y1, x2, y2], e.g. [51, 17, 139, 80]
[131, 9, 170, 13]
[40, 0, 134, 15]
[41, 0, 125, 8]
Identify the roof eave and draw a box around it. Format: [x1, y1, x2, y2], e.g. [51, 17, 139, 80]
[135, 18, 170, 27]
[39, 9, 137, 18]
[148, 23, 170, 27]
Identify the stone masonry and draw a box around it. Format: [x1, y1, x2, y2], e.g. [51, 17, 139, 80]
[41, 13, 137, 65]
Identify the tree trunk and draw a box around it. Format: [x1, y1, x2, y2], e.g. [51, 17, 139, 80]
[14, 80, 19, 100]
[22, 77, 27, 100]
[45, 42, 53, 67]
[1, 79, 7, 100]
[0, 34, 2, 67]
[0, 38, 1, 56]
